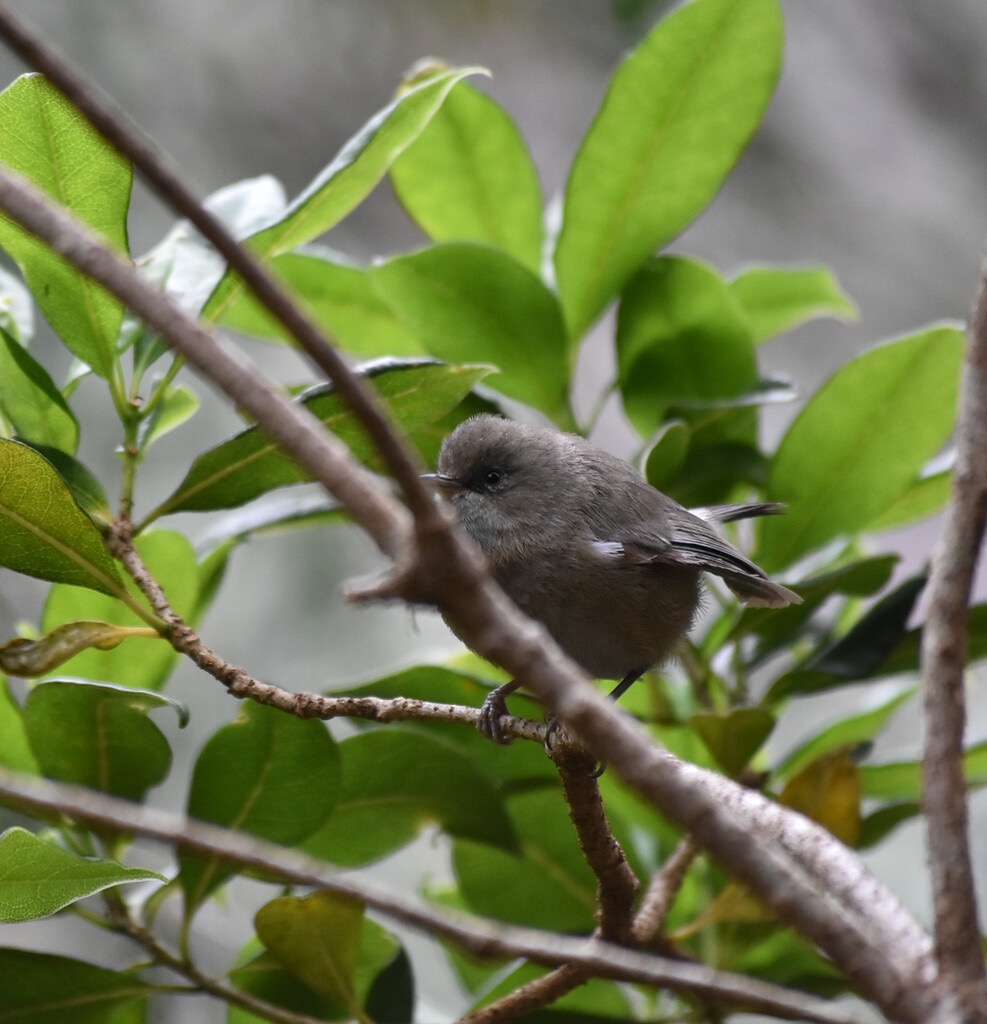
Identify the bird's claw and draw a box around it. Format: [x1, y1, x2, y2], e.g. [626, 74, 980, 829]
[477, 690, 513, 744]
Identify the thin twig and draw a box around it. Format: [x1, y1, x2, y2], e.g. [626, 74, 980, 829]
[0, 112, 941, 1024]
[0, 3, 438, 521]
[105, 903, 325, 1024]
[921, 251, 987, 1019]
[632, 834, 702, 945]
[0, 769, 873, 1024]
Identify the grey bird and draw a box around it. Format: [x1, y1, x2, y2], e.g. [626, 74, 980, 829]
[425, 415, 801, 742]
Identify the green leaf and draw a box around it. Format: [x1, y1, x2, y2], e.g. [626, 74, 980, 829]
[203, 64, 484, 322]
[0, 75, 130, 379]
[776, 688, 915, 781]
[303, 728, 517, 866]
[642, 420, 690, 490]
[878, 604, 987, 680]
[758, 325, 964, 571]
[372, 244, 570, 421]
[0, 620, 158, 678]
[554, 0, 783, 336]
[868, 466, 953, 532]
[391, 82, 543, 272]
[231, 920, 406, 1024]
[179, 702, 340, 915]
[0, 438, 125, 596]
[616, 256, 758, 437]
[41, 530, 195, 690]
[23, 680, 183, 801]
[453, 787, 597, 932]
[690, 707, 775, 777]
[0, 948, 151, 1024]
[150, 360, 492, 518]
[860, 739, 987, 802]
[0, 329, 79, 453]
[859, 802, 921, 848]
[766, 575, 926, 701]
[20, 444, 112, 526]
[0, 827, 163, 922]
[255, 891, 366, 1007]
[221, 249, 423, 355]
[137, 384, 199, 451]
[0, 677, 39, 773]
[729, 265, 857, 344]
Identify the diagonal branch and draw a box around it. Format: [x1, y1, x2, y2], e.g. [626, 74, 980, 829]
[0, 768, 873, 1024]
[921, 251, 987, 1018]
[0, 159, 939, 1024]
[0, 2, 438, 521]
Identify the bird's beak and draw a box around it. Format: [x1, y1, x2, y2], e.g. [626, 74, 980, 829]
[421, 472, 464, 494]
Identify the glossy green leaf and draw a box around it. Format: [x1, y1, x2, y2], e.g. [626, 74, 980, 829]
[453, 787, 596, 932]
[303, 728, 517, 866]
[203, 65, 483, 322]
[180, 702, 340, 914]
[20, 444, 112, 526]
[878, 604, 987, 680]
[23, 680, 184, 800]
[137, 385, 199, 451]
[0, 75, 130, 379]
[0, 948, 151, 1023]
[730, 264, 857, 344]
[766, 575, 926, 701]
[859, 802, 921, 848]
[0, 827, 163, 922]
[616, 256, 758, 437]
[860, 739, 987, 802]
[338, 664, 553, 786]
[642, 420, 690, 490]
[0, 439, 125, 596]
[758, 325, 964, 571]
[391, 82, 543, 271]
[554, 0, 783, 335]
[221, 250, 423, 355]
[868, 466, 953, 532]
[372, 244, 570, 421]
[0, 677, 38, 773]
[256, 892, 366, 1006]
[776, 688, 915, 781]
[41, 530, 195, 690]
[231, 920, 406, 1024]
[731, 554, 898, 667]
[691, 707, 775, 777]
[150, 360, 491, 519]
[0, 330, 78, 453]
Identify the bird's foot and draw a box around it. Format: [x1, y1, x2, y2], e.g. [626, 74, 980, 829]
[477, 687, 514, 744]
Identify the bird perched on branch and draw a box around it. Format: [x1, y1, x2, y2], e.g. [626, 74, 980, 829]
[426, 415, 801, 742]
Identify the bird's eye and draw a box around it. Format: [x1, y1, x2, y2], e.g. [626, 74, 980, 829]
[481, 468, 503, 489]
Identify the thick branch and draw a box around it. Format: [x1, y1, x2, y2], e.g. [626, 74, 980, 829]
[0, 769, 872, 1024]
[0, 161, 939, 1024]
[921, 253, 987, 1017]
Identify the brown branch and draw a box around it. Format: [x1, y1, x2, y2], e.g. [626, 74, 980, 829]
[632, 833, 702, 945]
[0, 163, 942, 1020]
[921, 252, 987, 1018]
[0, 3, 437, 522]
[0, 769, 873, 1024]
[105, 902, 326, 1024]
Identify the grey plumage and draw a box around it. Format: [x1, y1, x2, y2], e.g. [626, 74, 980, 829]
[428, 415, 801, 740]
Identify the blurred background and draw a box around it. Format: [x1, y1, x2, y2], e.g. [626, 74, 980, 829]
[1, 1, 986, 1020]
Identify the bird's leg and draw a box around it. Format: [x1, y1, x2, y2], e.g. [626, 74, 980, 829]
[477, 679, 522, 744]
[606, 668, 646, 704]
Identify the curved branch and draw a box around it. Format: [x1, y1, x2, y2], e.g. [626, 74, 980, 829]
[921, 252, 987, 1016]
[0, 769, 873, 1024]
